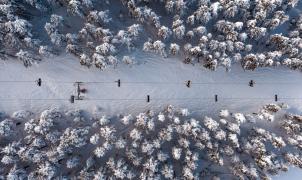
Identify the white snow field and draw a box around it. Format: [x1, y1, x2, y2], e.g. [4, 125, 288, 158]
[1, 52, 302, 116]
[1, 53, 302, 179]
[274, 167, 302, 180]
[2, 0, 302, 179]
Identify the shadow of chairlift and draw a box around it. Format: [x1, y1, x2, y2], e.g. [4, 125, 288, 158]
[36, 78, 42, 87]
[249, 80, 255, 87]
[186, 80, 191, 88]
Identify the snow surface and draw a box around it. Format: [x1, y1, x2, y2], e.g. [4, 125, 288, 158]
[1, 52, 302, 178]
[1, 52, 302, 117]
[273, 167, 302, 180]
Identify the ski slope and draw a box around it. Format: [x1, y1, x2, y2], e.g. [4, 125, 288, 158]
[1, 52, 302, 116]
[1, 53, 302, 179]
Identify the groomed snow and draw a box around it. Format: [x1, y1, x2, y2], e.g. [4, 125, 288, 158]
[1, 52, 302, 178]
[0, 52, 302, 117]
[273, 167, 302, 180]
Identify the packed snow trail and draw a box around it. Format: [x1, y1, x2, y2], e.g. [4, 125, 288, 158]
[1, 53, 302, 179]
[1, 53, 302, 115]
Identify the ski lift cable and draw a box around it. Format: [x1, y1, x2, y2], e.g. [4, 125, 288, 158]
[0, 98, 67, 101]
[0, 97, 301, 101]
[0, 80, 115, 84]
[0, 80, 301, 85]
[0, 80, 35, 83]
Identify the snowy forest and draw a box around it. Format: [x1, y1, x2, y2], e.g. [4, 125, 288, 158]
[1, 104, 302, 179]
[1, 0, 302, 179]
[0, 0, 301, 71]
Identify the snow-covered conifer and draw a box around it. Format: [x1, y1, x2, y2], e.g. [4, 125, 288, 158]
[158, 26, 172, 40]
[153, 40, 167, 57]
[0, 119, 14, 137]
[16, 50, 41, 67]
